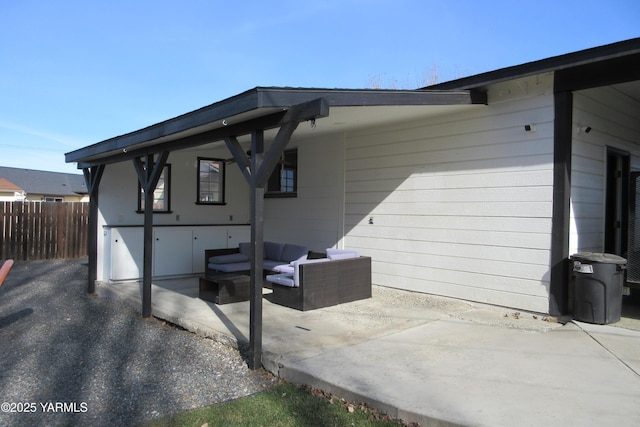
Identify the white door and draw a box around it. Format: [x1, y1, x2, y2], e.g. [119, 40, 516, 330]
[192, 227, 228, 273]
[110, 228, 144, 281]
[153, 228, 193, 276]
[227, 226, 250, 248]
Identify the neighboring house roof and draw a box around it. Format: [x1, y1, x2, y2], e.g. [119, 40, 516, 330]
[0, 178, 24, 193]
[0, 166, 87, 197]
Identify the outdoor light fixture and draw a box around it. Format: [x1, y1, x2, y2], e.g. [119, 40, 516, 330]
[524, 124, 536, 132]
[577, 125, 592, 134]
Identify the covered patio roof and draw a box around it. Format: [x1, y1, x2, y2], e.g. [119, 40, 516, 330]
[65, 87, 486, 167]
[66, 86, 486, 370]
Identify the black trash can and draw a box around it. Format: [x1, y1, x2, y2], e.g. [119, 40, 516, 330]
[570, 252, 626, 324]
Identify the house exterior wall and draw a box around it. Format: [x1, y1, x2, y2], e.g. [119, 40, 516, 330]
[0, 190, 26, 201]
[0, 192, 84, 201]
[342, 75, 556, 313]
[90, 76, 640, 312]
[570, 85, 640, 254]
[264, 133, 346, 251]
[95, 145, 251, 281]
[96, 135, 347, 281]
[23, 193, 88, 202]
[97, 147, 250, 227]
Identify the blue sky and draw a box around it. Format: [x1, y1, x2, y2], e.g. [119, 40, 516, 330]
[1, 0, 639, 174]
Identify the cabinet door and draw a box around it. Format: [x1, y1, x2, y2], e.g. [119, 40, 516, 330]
[227, 226, 251, 248]
[153, 228, 193, 276]
[192, 227, 228, 273]
[110, 228, 144, 281]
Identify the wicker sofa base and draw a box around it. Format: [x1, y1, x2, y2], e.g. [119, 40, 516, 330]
[199, 274, 250, 305]
[270, 256, 372, 311]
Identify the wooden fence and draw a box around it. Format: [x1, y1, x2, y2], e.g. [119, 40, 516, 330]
[0, 201, 89, 261]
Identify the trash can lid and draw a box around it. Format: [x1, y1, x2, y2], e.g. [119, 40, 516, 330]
[570, 252, 627, 264]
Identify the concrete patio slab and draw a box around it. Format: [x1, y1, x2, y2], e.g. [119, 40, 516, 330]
[97, 278, 640, 427]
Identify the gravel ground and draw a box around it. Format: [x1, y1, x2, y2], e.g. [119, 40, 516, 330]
[0, 258, 278, 427]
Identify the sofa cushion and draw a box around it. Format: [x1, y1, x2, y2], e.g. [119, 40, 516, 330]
[264, 259, 288, 271]
[307, 250, 327, 259]
[290, 254, 308, 265]
[328, 253, 359, 260]
[264, 241, 285, 261]
[266, 273, 296, 287]
[270, 254, 306, 274]
[238, 242, 251, 258]
[326, 248, 360, 260]
[207, 261, 250, 273]
[208, 253, 249, 264]
[267, 258, 331, 288]
[281, 244, 308, 262]
[272, 264, 295, 274]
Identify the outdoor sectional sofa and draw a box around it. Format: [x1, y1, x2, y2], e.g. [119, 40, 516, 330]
[205, 241, 309, 275]
[205, 244, 372, 311]
[266, 249, 372, 311]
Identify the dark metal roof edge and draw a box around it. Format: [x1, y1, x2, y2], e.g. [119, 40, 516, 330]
[427, 38, 640, 90]
[66, 87, 263, 162]
[65, 87, 483, 163]
[255, 87, 485, 107]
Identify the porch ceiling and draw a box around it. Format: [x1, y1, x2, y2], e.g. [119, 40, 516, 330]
[65, 87, 486, 167]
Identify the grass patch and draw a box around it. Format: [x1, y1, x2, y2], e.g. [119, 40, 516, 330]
[142, 382, 413, 427]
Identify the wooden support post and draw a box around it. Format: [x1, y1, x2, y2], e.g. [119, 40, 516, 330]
[83, 165, 105, 294]
[221, 98, 329, 369]
[549, 90, 573, 316]
[142, 172, 154, 318]
[224, 136, 252, 182]
[248, 129, 265, 370]
[133, 152, 169, 318]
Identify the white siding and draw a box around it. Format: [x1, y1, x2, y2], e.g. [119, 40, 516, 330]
[96, 144, 251, 280]
[98, 146, 250, 227]
[92, 78, 640, 312]
[344, 76, 556, 313]
[570, 85, 640, 254]
[97, 136, 346, 280]
[264, 133, 346, 251]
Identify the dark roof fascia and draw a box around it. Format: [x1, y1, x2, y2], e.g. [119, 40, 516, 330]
[66, 87, 265, 163]
[428, 38, 640, 91]
[253, 87, 486, 107]
[65, 87, 485, 165]
[554, 52, 640, 92]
